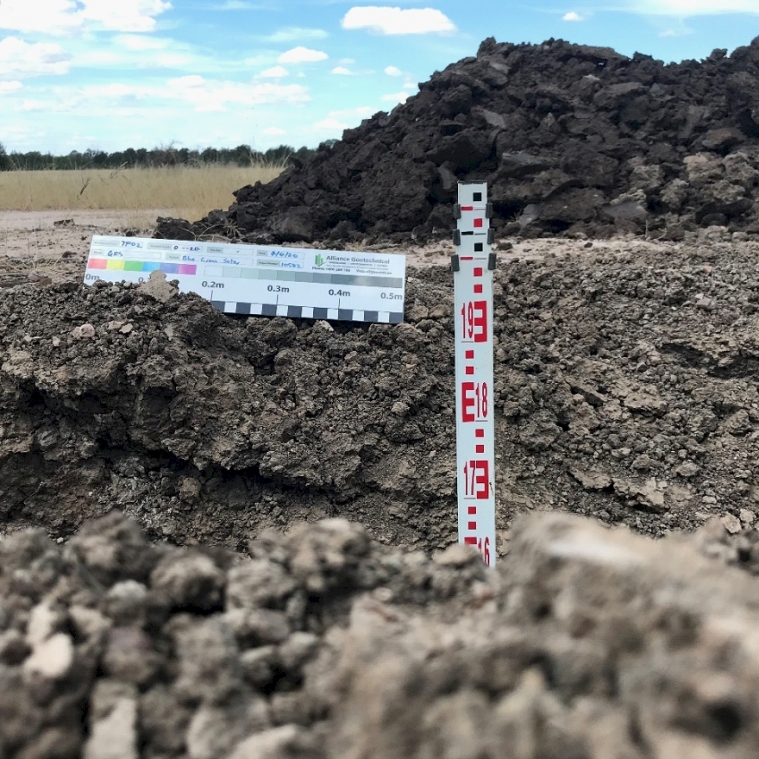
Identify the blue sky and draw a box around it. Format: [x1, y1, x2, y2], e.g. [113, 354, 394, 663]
[0, 0, 757, 154]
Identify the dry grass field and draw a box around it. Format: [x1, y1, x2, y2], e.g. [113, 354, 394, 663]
[0, 164, 282, 221]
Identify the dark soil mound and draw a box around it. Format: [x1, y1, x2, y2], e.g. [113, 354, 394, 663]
[171, 36, 759, 244]
[3, 238, 759, 549]
[3, 508, 759, 759]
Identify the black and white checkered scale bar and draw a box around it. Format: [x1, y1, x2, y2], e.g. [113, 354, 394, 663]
[211, 301, 404, 323]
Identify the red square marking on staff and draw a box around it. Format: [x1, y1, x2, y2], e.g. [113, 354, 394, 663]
[474, 267, 483, 277]
[460, 205, 474, 211]
[474, 218, 483, 228]
[468, 506, 477, 515]
[465, 366, 474, 375]
[464, 537, 478, 545]
[476, 429, 485, 438]
[474, 284, 483, 294]
[461, 256, 473, 261]
[466, 350, 474, 359]
[468, 521, 477, 530]
[476, 444, 485, 454]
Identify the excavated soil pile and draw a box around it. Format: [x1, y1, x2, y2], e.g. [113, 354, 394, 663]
[170, 36, 759, 244]
[3, 509, 759, 759]
[3, 238, 759, 548]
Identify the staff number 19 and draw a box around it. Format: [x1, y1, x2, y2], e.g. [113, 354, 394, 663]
[460, 300, 488, 343]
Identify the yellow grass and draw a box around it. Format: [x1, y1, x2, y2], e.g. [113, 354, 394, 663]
[0, 164, 283, 220]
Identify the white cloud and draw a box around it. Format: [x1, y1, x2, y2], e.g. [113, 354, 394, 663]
[629, 0, 759, 13]
[69, 33, 198, 71]
[259, 65, 289, 78]
[332, 66, 353, 75]
[167, 75, 204, 88]
[0, 0, 80, 34]
[314, 117, 348, 130]
[262, 126, 286, 135]
[278, 46, 328, 64]
[31, 77, 311, 115]
[267, 27, 328, 42]
[381, 91, 409, 103]
[0, 80, 23, 94]
[19, 99, 49, 111]
[0, 37, 72, 77]
[402, 81, 417, 90]
[658, 23, 694, 35]
[563, 11, 582, 20]
[384, 65, 403, 76]
[165, 78, 310, 111]
[80, 0, 172, 32]
[215, 1, 256, 8]
[0, 0, 172, 34]
[115, 34, 170, 51]
[342, 6, 456, 35]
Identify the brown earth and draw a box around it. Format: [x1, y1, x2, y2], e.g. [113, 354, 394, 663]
[1, 214, 758, 553]
[4, 211, 759, 757]
[4, 182, 759, 756]
[170, 37, 759, 245]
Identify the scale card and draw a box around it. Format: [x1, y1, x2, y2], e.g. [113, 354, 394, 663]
[84, 236, 406, 324]
[452, 181, 496, 567]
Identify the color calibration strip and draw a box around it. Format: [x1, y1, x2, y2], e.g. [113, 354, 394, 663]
[88, 259, 197, 275]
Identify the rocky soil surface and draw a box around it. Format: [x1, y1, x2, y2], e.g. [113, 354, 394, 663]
[3, 508, 759, 759]
[2, 232, 759, 552]
[168, 36, 759, 244]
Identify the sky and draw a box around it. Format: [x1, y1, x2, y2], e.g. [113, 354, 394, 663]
[0, 0, 758, 155]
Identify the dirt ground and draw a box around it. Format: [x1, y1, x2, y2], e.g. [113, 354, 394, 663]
[4, 212, 759, 758]
[5, 31, 759, 759]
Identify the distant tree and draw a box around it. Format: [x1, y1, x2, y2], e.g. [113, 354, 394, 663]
[0, 142, 321, 170]
[231, 144, 255, 166]
[200, 147, 220, 164]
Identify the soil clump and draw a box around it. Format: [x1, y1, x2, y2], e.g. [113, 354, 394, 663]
[2, 509, 759, 759]
[165, 36, 759, 244]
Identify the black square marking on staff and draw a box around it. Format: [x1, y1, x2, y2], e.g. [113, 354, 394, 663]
[474, 243, 483, 252]
[389, 312, 403, 324]
[313, 308, 329, 319]
[287, 306, 303, 318]
[338, 309, 353, 321]
[236, 303, 251, 315]
[364, 310, 379, 322]
[473, 192, 482, 201]
[261, 304, 277, 316]
[211, 301, 225, 311]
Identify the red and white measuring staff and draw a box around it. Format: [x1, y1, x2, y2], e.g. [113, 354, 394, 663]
[452, 181, 496, 567]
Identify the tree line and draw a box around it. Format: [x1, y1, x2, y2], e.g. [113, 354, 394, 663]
[0, 142, 319, 171]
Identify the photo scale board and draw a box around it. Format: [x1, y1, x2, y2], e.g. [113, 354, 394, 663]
[84, 236, 406, 324]
[453, 181, 496, 567]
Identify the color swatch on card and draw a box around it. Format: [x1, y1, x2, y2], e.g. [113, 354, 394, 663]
[84, 235, 406, 324]
[87, 259, 197, 275]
